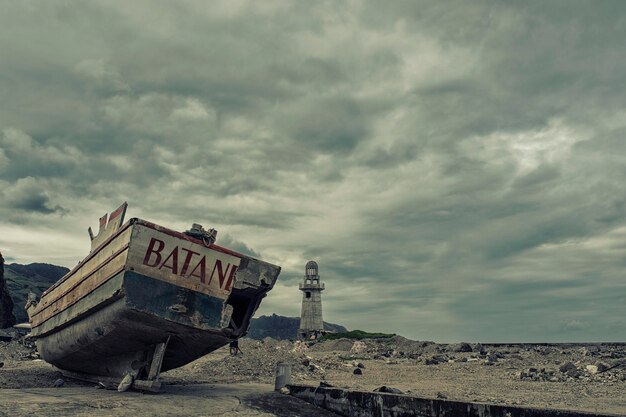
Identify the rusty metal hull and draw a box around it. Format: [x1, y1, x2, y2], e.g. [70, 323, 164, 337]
[27, 218, 280, 383]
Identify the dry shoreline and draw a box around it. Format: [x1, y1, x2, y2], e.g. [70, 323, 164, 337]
[2, 335, 625, 415]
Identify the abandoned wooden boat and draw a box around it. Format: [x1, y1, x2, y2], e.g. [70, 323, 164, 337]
[26, 203, 280, 391]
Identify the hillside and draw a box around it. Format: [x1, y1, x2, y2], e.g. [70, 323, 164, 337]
[247, 313, 347, 340]
[4, 263, 69, 322]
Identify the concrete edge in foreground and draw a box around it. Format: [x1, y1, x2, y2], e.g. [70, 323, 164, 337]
[286, 384, 620, 417]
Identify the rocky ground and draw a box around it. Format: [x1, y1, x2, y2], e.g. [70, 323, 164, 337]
[1, 334, 625, 415]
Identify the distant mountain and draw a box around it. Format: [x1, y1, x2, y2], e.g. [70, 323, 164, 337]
[9, 263, 70, 283]
[4, 263, 69, 322]
[247, 313, 347, 340]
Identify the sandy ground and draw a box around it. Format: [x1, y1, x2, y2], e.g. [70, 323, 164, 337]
[165, 338, 626, 415]
[1, 336, 625, 416]
[305, 353, 626, 415]
[0, 382, 337, 417]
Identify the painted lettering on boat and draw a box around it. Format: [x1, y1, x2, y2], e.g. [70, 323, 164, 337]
[142, 237, 238, 291]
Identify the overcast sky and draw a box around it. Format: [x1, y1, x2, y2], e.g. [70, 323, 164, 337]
[1, 1, 625, 342]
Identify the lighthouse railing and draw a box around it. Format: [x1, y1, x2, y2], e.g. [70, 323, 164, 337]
[299, 282, 325, 290]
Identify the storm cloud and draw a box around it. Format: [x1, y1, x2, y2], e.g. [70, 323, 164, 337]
[1, 1, 625, 342]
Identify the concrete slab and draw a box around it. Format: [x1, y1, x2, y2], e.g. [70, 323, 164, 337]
[287, 384, 623, 417]
[0, 383, 339, 417]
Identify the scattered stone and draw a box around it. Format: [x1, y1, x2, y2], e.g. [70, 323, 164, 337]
[279, 386, 290, 395]
[567, 368, 581, 379]
[425, 357, 439, 365]
[436, 391, 448, 399]
[0, 329, 13, 342]
[308, 363, 324, 373]
[374, 386, 403, 394]
[581, 345, 600, 356]
[292, 341, 308, 353]
[52, 378, 65, 388]
[357, 362, 366, 369]
[319, 381, 334, 388]
[353, 368, 363, 375]
[350, 341, 367, 354]
[586, 365, 599, 374]
[117, 373, 133, 392]
[473, 343, 486, 354]
[596, 362, 609, 373]
[453, 342, 472, 353]
[559, 362, 576, 373]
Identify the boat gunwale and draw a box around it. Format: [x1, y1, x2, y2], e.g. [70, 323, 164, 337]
[32, 244, 130, 321]
[31, 273, 126, 337]
[41, 218, 246, 298]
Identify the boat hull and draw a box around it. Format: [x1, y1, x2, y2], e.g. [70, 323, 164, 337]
[28, 218, 280, 382]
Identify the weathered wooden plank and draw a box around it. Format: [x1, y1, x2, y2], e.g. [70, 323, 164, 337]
[60, 369, 162, 392]
[31, 249, 128, 327]
[34, 226, 133, 314]
[31, 272, 125, 337]
[90, 202, 128, 252]
[147, 337, 169, 380]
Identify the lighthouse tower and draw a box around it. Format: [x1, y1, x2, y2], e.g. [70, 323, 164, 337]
[297, 260, 325, 340]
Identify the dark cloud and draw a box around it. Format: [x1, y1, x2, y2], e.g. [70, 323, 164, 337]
[1, 0, 625, 341]
[1, 176, 68, 218]
[10, 194, 57, 214]
[282, 97, 370, 153]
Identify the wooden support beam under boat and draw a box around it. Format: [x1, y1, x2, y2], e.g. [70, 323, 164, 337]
[61, 337, 171, 392]
[60, 370, 163, 393]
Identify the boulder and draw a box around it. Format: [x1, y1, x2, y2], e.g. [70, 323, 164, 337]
[473, 343, 486, 354]
[425, 357, 439, 365]
[566, 368, 581, 379]
[596, 362, 609, 373]
[453, 342, 472, 353]
[374, 386, 403, 394]
[0, 253, 17, 329]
